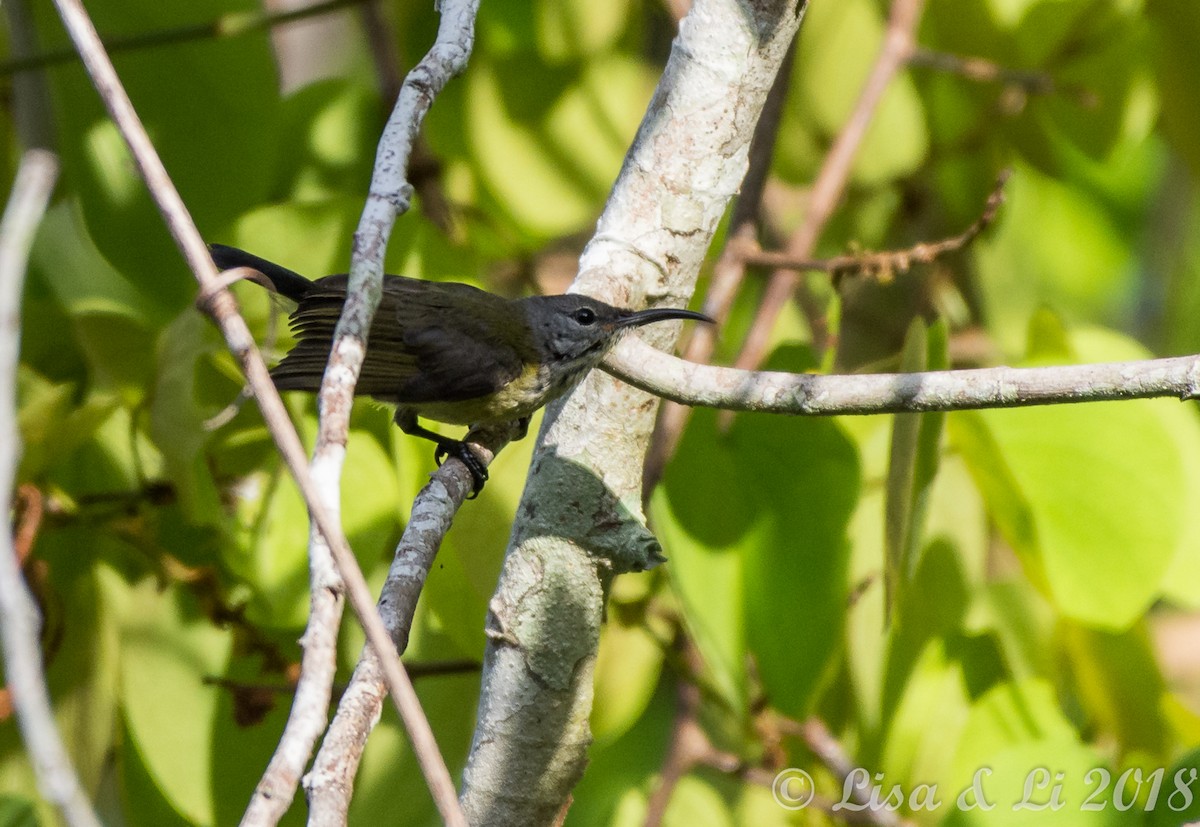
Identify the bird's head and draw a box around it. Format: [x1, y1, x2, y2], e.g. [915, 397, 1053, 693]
[522, 294, 712, 368]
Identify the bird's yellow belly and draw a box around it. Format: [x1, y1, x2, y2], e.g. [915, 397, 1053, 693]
[411, 363, 560, 425]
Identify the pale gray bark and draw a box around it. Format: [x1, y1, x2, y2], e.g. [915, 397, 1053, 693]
[458, 2, 809, 824]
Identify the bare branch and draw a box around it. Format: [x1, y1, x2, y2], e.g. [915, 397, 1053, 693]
[605, 335, 1200, 414]
[742, 170, 1010, 281]
[246, 0, 482, 820]
[733, 0, 927, 368]
[47, 2, 467, 825]
[458, 1, 808, 823]
[0, 149, 101, 827]
[307, 425, 513, 824]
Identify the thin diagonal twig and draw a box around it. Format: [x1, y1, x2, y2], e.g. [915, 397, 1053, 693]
[47, 2, 467, 825]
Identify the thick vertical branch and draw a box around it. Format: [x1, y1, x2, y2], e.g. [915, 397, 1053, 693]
[457, 2, 807, 824]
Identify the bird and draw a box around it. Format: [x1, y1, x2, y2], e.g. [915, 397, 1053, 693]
[209, 244, 712, 495]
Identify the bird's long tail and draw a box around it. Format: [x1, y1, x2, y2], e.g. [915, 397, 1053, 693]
[208, 244, 314, 302]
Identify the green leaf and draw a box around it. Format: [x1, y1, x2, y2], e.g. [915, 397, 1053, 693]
[1062, 620, 1170, 761]
[973, 400, 1182, 628]
[880, 638, 971, 789]
[463, 52, 650, 239]
[884, 319, 948, 616]
[1146, 746, 1200, 827]
[957, 322, 1198, 628]
[16, 369, 119, 482]
[662, 776, 735, 827]
[150, 310, 223, 525]
[944, 680, 1121, 827]
[0, 797, 38, 827]
[35, 0, 282, 315]
[536, 0, 632, 61]
[590, 617, 666, 746]
[652, 408, 752, 715]
[798, 0, 928, 186]
[117, 577, 232, 827]
[654, 357, 859, 720]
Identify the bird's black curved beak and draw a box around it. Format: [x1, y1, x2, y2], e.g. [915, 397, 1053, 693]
[612, 307, 715, 330]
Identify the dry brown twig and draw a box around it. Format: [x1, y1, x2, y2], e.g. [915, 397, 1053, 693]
[742, 170, 1010, 284]
[909, 47, 1099, 109]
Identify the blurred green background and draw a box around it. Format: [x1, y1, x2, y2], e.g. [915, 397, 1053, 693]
[3, 0, 1200, 824]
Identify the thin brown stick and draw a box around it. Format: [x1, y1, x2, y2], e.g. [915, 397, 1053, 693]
[47, 3, 467, 825]
[778, 717, 910, 827]
[909, 48, 1098, 108]
[732, 0, 927, 371]
[742, 170, 1009, 280]
[1, 0, 367, 76]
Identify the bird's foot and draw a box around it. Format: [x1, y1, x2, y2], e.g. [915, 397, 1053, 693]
[434, 440, 489, 498]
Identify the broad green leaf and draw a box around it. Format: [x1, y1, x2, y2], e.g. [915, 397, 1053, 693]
[972, 400, 1182, 628]
[1062, 621, 1170, 761]
[0, 798, 38, 827]
[653, 408, 752, 715]
[945, 680, 1120, 827]
[121, 721, 199, 827]
[1146, 746, 1200, 826]
[118, 577, 232, 827]
[958, 321, 1198, 627]
[655, 354, 859, 721]
[798, 0, 929, 185]
[232, 422, 401, 629]
[947, 411, 1039, 562]
[880, 639, 971, 793]
[537, 0, 631, 61]
[974, 168, 1133, 352]
[274, 79, 381, 204]
[740, 410, 859, 719]
[662, 776, 735, 827]
[150, 310, 223, 525]
[36, 0, 281, 316]
[945, 739, 1121, 827]
[885, 319, 948, 615]
[591, 617, 666, 746]
[465, 52, 651, 239]
[16, 369, 119, 482]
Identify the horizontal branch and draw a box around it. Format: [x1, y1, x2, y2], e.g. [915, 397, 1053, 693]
[604, 337, 1200, 415]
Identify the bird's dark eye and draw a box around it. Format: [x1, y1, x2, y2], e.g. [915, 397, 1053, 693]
[572, 307, 597, 325]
